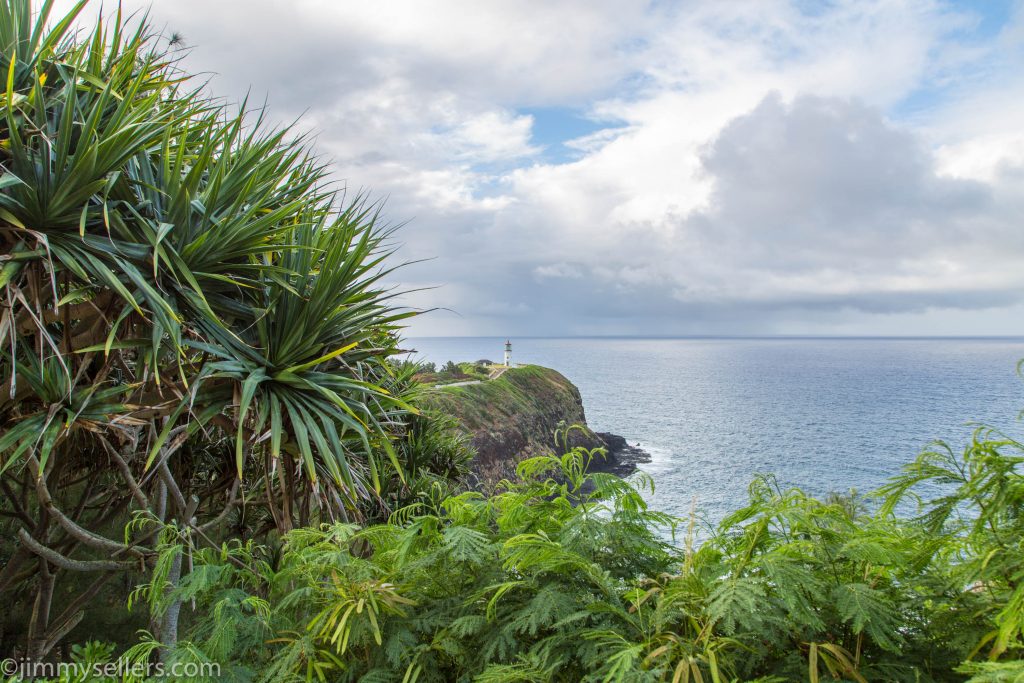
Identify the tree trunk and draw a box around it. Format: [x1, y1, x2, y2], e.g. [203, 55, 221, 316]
[26, 559, 54, 660]
[160, 550, 182, 654]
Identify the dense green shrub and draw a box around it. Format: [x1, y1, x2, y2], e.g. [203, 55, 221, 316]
[52, 427, 1022, 682]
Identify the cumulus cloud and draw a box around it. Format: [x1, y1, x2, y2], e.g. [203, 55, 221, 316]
[55, 0, 1024, 335]
[691, 94, 993, 271]
[450, 93, 1024, 334]
[692, 93, 1021, 310]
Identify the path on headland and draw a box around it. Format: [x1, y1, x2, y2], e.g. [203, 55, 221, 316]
[438, 379, 483, 388]
[433, 365, 513, 389]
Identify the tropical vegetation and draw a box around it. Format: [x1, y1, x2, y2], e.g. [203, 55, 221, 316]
[0, 0, 468, 659]
[21, 428, 1024, 682]
[1, 1, 1023, 682]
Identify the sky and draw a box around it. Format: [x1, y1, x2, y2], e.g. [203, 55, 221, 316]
[59, 0, 1024, 336]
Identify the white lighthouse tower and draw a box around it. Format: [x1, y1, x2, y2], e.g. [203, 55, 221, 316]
[503, 339, 512, 367]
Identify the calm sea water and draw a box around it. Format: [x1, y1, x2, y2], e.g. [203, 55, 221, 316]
[408, 337, 1024, 526]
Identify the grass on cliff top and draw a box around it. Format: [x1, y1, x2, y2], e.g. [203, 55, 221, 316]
[415, 361, 496, 385]
[427, 365, 582, 431]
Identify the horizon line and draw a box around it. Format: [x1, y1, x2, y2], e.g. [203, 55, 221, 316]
[405, 334, 1024, 340]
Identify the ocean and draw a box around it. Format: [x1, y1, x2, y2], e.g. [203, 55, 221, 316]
[407, 337, 1024, 528]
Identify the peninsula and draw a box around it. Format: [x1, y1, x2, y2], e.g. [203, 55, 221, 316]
[421, 362, 650, 484]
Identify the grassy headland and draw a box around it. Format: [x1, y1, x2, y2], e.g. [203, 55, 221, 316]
[425, 364, 613, 482]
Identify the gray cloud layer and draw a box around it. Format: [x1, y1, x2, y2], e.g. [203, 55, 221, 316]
[415, 94, 1024, 334]
[57, 0, 1024, 335]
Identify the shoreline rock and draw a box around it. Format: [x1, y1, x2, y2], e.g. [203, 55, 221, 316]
[423, 364, 651, 485]
[591, 432, 652, 478]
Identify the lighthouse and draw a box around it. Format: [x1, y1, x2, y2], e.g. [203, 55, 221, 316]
[504, 339, 512, 367]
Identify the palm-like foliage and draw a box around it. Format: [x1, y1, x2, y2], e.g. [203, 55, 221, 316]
[0, 0, 428, 657]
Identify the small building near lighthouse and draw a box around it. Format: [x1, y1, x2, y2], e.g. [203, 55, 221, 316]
[504, 339, 512, 367]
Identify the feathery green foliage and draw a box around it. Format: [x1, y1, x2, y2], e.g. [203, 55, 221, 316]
[63, 427, 1024, 682]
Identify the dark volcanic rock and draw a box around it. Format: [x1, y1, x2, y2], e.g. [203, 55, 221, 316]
[592, 432, 652, 478]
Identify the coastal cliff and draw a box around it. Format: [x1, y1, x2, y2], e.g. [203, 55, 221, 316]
[424, 364, 648, 483]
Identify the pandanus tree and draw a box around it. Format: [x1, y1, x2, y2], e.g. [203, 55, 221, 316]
[0, 0, 424, 657]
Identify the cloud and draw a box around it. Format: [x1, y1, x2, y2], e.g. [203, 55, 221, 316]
[691, 93, 992, 270]
[533, 263, 584, 281]
[54, 0, 1024, 335]
[446, 93, 1024, 334]
[675, 93, 1023, 313]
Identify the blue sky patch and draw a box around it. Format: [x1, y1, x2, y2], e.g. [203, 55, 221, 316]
[519, 106, 625, 164]
[947, 0, 1015, 39]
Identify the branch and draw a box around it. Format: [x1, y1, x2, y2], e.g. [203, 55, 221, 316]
[158, 460, 188, 517]
[0, 479, 34, 526]
[27, 456, 148, 558]
[42, 610, 85, 656]
[100, 437, 150, 509]
[199, 478, 241, 532]
[17, 529, 133, 572]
